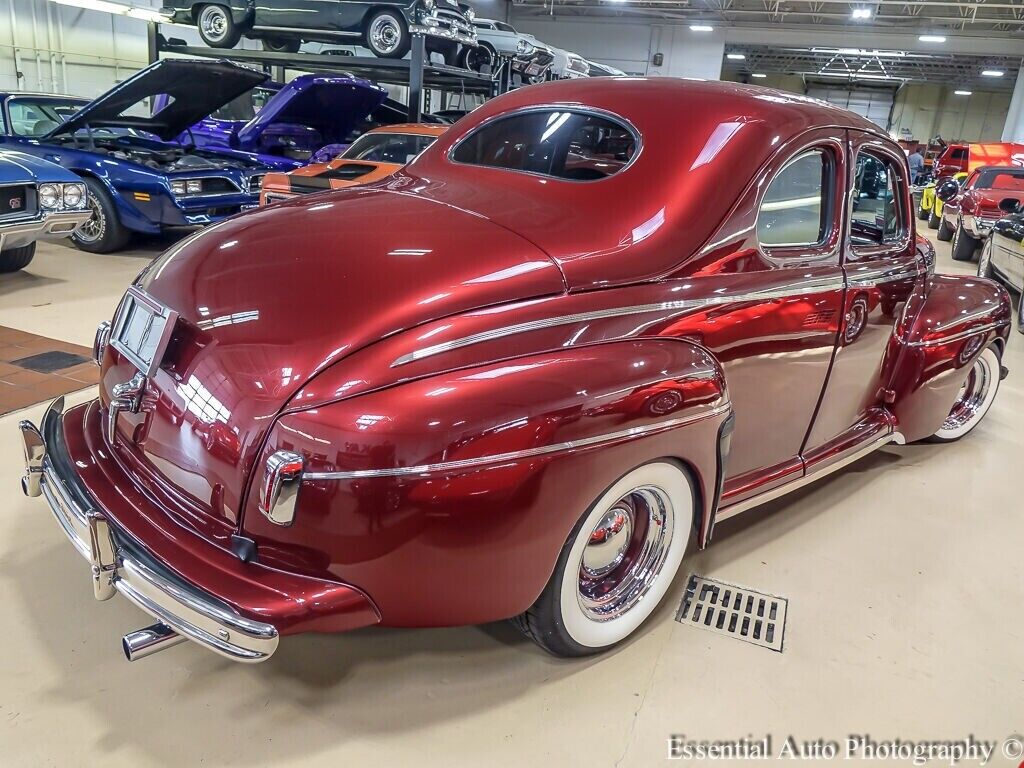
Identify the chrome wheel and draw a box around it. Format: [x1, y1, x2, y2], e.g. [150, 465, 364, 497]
[934, 345, 999, 441]
[198, 5, 229, 43]
[577, 485, 675, 622]
[74, 194, 105, 244]
[368, 15, 402, 55]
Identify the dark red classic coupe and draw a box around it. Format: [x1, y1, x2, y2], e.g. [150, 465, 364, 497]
[22, 79, 1012, 663]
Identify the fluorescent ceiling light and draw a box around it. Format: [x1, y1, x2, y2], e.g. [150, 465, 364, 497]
[981, 69, 1005, 77]
[954, 90, 972, 95]
[918, 35, 946, 43]
[851, 7, 872, 19]
[50, 0, 170, 23]
[751, 73, 767, 79]
[690, 24, 714, 31]
[726, 53, 746, 60]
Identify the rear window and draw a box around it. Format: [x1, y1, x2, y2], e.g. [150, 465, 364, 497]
[948, 147, 967, 160]
[450, 109, 637, 181]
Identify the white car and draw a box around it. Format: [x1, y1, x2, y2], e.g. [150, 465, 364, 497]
[464, 18, 544, 75]
[550, 47, 590, 79]
[588, 61, 627, 77]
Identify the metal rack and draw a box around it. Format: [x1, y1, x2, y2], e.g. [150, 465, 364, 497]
[149, 27, 502, 122]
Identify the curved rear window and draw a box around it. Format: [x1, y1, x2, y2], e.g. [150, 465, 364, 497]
[450, 109, 637, 181]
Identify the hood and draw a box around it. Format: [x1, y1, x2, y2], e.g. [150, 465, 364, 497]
[0, 149, 80, 183]
[109, 188, 564, 528]
[47, 59, 268, 141]
[235, 75, 387, 148]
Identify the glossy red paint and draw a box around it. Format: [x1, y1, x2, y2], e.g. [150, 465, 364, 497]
[56, 78, 1011, 649]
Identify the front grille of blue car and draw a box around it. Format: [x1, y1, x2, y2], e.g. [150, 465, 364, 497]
[0, 184, 33, 219]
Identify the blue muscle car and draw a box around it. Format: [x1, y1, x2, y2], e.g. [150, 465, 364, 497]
[0, 150, 91, 271]
[0, 59, 292, 253]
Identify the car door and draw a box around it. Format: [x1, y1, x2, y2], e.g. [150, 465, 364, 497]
[802, 132, 921, 464]
[254, 0, 337, 33]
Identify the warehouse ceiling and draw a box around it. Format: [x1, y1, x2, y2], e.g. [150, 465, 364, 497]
[722, 45, 1021, 88]
[510, 0, 1024, 37]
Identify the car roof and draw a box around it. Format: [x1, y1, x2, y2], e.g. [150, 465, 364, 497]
[368, 123, 448, 136]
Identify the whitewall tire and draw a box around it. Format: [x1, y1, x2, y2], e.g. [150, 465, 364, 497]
[514, 461, 694, 656]
[928, 344, 1001, 442]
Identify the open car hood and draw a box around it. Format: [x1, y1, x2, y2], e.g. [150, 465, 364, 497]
[235, 75, 387, 147]
[45, 59, 268, 141]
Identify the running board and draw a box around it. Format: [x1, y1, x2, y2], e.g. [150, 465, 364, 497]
[716, 430, 905, 522]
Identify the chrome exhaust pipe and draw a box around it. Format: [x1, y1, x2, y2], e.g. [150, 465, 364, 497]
[122, 623, 186, 661]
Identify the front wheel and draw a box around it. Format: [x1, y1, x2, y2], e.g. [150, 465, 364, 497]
[513, 461, 693, 656]
[977, 237, 995, 279]
[928, 210, 941, 230]
[196, 5, 241, 48]
[917, 203, 929, 221]
[0, 242, 35, 272]
[262, 37, 301, 53]
[460, 43, 495, 72]
[926, 344, 1001, 443]
[72, 178, 131, 254]
[936, 214, 953, 240]
[951, 221, 979, 261]
[364, 10, 409, 59]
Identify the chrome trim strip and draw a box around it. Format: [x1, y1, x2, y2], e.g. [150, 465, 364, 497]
[304, 400, 732, 481]
[251, 25, 361, 36]
[904, 320, 1006, 348]
[391, 278, 846, 367]
[847, 265, 920, 288]
[717, 430, 902, 521]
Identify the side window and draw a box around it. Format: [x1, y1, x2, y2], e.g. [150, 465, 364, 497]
[850, 152, 905, 246]
[757, 150, 829, 247]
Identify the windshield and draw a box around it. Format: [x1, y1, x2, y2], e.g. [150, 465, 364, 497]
[975, 168, 1024, 191]
[341, 132, 437, 163]
[7, 97, 88, 136]
[210, 86, 279, 122]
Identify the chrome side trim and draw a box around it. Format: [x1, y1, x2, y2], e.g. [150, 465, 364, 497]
[716, 430, 902, 521]
[391, 278, 846, 367]
[304, 400, 732, 481]
[847, 265, 920, 288]
[904, 320, 1006, 348]
[250, 25, 360, 36]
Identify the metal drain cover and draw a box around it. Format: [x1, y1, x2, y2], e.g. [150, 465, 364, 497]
[676, 574, 788, 652]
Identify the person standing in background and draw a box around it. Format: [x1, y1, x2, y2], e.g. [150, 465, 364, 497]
[907, 145, 925, 183]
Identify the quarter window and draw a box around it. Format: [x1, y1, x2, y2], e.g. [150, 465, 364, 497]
[850, 152, 904, 246]
[450, 110, 637, 181]
[757, 150, 829, 247]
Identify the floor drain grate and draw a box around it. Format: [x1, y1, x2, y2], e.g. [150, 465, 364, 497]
[676, 574, 788, 652]
[11, 350, 90, 373]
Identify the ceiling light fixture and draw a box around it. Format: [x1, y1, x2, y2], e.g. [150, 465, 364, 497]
[726, 53, 746, 60]
[49, 0, 171, 23]
[918, 35, 946, 43]
[751, 73, 767, 79]
[690, 24, 714, 31]
[954, 90, 972, 96]
[981, 69, 1005, 77]
[851, 7, 872, 19]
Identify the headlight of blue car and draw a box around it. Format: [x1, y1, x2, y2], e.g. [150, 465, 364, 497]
[38, 182, 87, 211]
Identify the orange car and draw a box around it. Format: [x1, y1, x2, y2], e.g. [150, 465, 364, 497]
[260, 123, 448, 204]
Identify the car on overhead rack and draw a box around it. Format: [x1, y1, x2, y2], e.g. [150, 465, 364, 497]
[0, 151, 91, 271]
[0, 59, 289, 253]
[160, 0, 478, 65]
[550, 47, 590, 79]
[154, 74, 387, 166]
[935, 165, 1024, 261]
[977, 198, 1024, 331]
[465, 18, 536, 73]
[259, 123, 447, 203]
[588, 61, 627, 77]
[22, 78, 1011, 667]
[511, 34, 556, 83]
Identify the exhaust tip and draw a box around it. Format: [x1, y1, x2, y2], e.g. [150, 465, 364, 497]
[122, 623, 186, 661]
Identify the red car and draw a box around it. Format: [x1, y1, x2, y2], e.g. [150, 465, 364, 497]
[21, 79, 1012, 664]
[934, 141, 1024, 179]
[935, 165, 1024, 261]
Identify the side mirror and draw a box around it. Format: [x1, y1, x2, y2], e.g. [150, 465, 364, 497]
[935, 179, 960, 202]
[998, 197, 1021, 215]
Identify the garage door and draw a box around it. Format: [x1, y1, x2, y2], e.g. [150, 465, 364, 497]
[806, 85, 895, 130]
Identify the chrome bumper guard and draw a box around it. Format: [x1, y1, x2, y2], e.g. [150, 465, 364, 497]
[0, 209, 91, 251]
[411, 13, 477, 46]
[20, 397, 279, 663]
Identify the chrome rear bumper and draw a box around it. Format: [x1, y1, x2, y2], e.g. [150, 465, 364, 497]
[20, 397, 279, 663]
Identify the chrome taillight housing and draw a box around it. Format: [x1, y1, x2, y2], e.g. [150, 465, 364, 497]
[93, 320, 111, 367]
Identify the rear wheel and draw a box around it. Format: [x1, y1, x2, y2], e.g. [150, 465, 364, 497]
[364, 10, 409, 59]
[936, 214, 953, 240]
[460, 43, 495, 72]
[513, 461, 693, 656]
[262, 37, 301, 53]
[917, 203, 929, 221]
[0, 242, 35, 272]
[951, 220, 979, 261]
[977, 237, 995, 279]
[72, 178, 131, 254]
[196, 5, 241, 48]
[926, 345, 1000, 442]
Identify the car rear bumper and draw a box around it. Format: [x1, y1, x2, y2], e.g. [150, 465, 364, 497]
[20, 397, 380, 663]
[0, 209, 91, 251]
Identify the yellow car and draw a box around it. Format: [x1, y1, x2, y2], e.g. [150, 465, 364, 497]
[918, 172, 968, 230]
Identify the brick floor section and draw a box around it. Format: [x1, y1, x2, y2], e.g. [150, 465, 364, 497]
[0, 326, 97, 415]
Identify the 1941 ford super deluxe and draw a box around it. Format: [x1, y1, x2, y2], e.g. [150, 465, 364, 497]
[21, 79, 1012, 663]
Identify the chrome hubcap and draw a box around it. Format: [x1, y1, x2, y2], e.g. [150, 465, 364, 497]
[75, 195, 104, 243]
[577, 485, 674, 622]
[940, 353, 992, 433]
[369, 16, 401, 53]
[200, 7, 228, 41]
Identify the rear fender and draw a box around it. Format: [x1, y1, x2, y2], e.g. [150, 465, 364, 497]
[239, 338, 730, 626]
[886, 274, 1011, 441]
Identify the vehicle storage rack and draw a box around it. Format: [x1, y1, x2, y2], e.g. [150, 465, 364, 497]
[148, 27, 502, 122]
